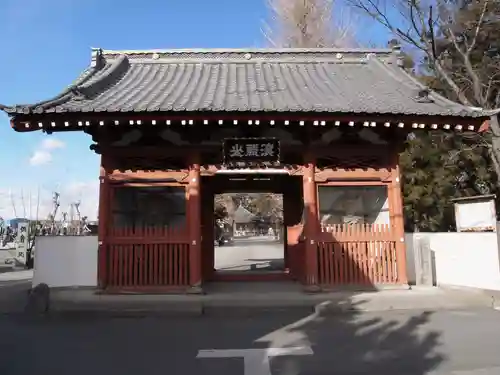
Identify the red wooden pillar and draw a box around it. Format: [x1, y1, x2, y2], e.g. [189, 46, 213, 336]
[187, 151, 203, 292]
[303, 151, 320, 290]
[390, 151, 408, 285]
[97, 156, 111, 289]
[201, 181, 215, 281]
[282, 188, 291, 272]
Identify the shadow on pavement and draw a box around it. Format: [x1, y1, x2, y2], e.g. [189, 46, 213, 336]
[0, 204, 444, 374]
[0, 296, 444, 375]
[254, 301, 443, 375]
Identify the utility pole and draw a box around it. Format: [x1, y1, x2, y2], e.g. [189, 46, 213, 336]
[35, 186, 40, 226]
[74, 201, 82, 235]
[21, 189, 27, 218]
[50, 192, 60, 235]
[9, 190, 17, 218]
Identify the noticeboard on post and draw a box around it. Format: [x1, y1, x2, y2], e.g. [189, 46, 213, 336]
[453, 195, 497, 232]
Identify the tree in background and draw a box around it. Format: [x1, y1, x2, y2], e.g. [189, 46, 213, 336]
[214, 193, 284, 224]
[214, 194, 235, 223]
[347, 0, 500, 179]
[259, 0, 499, 230]
[262, 0, 358, 47]
[258, 0, 357, 227]
[246, 193, 284, 223]
[344, 0, 500, 230]
[401, 131, 496, 231]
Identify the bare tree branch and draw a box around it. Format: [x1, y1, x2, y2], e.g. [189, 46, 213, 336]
[439, 10, 484, 104]
[346, 0, 500, 184]
[262, 0, 359, 48]
[466, 0, 489, 54]
[347, 0, 499, 109]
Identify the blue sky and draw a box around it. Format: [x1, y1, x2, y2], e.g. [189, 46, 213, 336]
[0, 0, 390, 220]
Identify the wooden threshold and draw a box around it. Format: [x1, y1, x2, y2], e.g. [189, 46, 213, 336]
[100, 286, 191, 295]
[211, 270, 291, 282]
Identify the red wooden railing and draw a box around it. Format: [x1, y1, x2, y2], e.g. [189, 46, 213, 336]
[106, 226, 190, 289]
[317, 224, 398, 285]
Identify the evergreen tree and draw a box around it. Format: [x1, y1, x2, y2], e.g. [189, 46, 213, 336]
[401, 131, 497, 231]
[347, 0, 500, 230]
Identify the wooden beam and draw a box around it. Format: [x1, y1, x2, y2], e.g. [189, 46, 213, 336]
[11, 110, 487, 133]
[101, 144, 392, 159]
[316, 169, 392, 182]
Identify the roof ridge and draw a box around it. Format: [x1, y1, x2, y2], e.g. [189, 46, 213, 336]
[99, 47, 394, 55]
[1, 47, 491, 119]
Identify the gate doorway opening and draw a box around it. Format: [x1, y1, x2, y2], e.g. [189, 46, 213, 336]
[201, 173, 304, 282]
[214, 192, 284, 276]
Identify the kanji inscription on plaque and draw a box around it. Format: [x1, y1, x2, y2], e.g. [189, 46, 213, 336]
[223, 138, 280, 167]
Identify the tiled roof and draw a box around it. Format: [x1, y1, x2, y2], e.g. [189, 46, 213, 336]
[233, 206, 256, 224]
[0, 47, 489, 118]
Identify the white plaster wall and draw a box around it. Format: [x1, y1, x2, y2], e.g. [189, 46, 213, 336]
[33, 236, 98, 288]
[406, 232, 500, 291]
[32, 232, 500, 291]
[431, 232, 500, 291]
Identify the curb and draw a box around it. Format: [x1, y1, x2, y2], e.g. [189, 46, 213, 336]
[202, 303, 316, 316]
[21, 299, 495, 319]
[48, 305, 204, 318]
[20, 283, 496, 319]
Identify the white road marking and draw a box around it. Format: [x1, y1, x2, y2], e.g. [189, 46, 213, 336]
[450, 366, 500, 374]
[197, 347, 313, 375]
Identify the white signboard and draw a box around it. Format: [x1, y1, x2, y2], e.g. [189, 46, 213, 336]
[16, 222, 29, 264]
[197, 347, 313, 375]
[455, 199, 497, 232]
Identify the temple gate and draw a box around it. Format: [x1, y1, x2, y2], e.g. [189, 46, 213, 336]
[1, 47, 490, 293]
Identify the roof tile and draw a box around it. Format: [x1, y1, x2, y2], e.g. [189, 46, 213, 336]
[0, 48, 488, 118]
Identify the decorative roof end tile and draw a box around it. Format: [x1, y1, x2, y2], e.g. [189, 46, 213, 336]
[415, 88, 434, 103]
[90, 48, 104, 68]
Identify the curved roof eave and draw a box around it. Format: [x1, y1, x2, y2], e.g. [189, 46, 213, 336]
[1, 47, 496, 120]
[0, 48, 115, 115]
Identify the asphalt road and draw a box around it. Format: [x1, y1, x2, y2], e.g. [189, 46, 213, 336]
[1, 241, 498, 375]
[0, 278, 32, 313]
[215, 236, 285, 272]
[2, 307, 500, 375]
